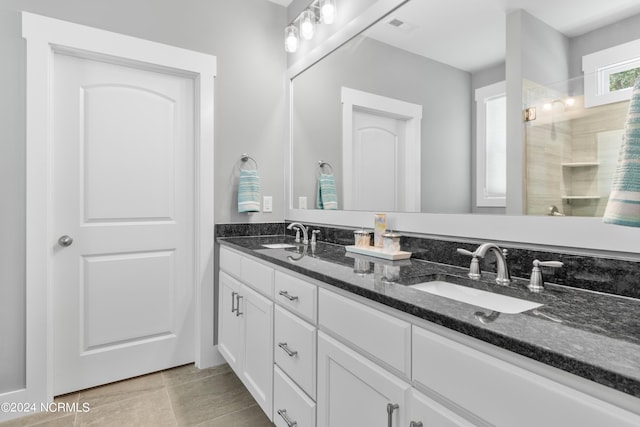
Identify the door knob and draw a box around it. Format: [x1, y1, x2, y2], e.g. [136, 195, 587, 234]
[58, 235, 73, 247]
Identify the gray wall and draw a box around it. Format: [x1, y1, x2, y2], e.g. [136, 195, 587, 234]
[292, 35, 472, 214]
[569, 13, 640, 79]
[0, 0, 286, 394]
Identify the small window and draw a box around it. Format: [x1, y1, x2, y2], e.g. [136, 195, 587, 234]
[475, 81, 506, 207]
[583, 38, 640, 107]
[609, 66, 640, 92]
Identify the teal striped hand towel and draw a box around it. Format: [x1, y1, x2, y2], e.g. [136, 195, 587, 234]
[317, 173, 338, 210]
[238, 169, 261, 213]
[603, 77, 640, 227]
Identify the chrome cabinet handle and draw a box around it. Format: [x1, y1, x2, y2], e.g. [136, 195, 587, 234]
[277, 409, 297, 427]
[278, 290, 299, 301]
[58, 235, 73, 247]
[387, 403, 399, 427]
[409, 422, 423, 427]
[278, 342, 298, 357]
[235, 294, 243, 316]
[231, 291, 238, 314]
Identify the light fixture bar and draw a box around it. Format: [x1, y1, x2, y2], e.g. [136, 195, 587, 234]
[284, 0, 337, 52]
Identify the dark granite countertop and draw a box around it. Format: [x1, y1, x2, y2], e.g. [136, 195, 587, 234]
[218, 235, 640, 399]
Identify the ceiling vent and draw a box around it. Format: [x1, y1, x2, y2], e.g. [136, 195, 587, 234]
[386, 17, 415, 32]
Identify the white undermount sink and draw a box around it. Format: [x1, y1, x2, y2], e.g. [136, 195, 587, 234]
[410, 281, 542, 314]
[261, 243, 297, 249]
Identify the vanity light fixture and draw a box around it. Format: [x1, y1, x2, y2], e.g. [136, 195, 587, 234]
[285, 0, 337, 52]
[285, 25, 299, 53]
[300, 10, 316, 40]
[320, 0, 336, 24]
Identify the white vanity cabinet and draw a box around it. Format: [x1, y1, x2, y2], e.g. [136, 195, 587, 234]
[317, 331, 411, 427]
[217, 245, 640, 427]
[218, 248, 274, 420]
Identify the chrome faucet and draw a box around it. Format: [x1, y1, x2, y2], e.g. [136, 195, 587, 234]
[287, 222, 309, 245]
[474, 243, 511, 285]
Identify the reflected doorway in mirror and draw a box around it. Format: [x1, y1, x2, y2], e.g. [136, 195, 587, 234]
[341, 87, 422, 211]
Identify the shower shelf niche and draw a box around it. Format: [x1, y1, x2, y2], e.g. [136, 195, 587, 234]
[561, 195, 601, 200]
[561, 161, 601, 202]
[561, 162, 600, 167]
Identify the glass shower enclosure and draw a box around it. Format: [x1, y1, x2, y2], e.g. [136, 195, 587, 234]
[524, 74, 629, 217]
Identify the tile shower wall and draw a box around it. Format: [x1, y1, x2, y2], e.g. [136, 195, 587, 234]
[525, 80, 629, 217]
[216, 222, 640, 299]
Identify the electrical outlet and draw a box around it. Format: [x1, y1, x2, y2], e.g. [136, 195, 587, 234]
[263, 196, 273, 212]
[299, 196, 307, 209]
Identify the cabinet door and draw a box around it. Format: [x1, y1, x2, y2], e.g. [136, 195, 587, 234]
[218, 271, 242, 372]
[412, 326, 640, 427]
[240, 284, 274, 420]
[317, 332, 411, 427]
[408, 389, 477, 427]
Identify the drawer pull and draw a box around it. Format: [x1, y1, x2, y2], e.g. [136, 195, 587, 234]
[235, 294, 243, 316]
[231, 291, 238, 314]
[279, 290, 299, 301]
[409, 422, 423, 427]
[277, 409, 297, 427]
[278, 342, 298, 357]
[387, 403, 399, 427]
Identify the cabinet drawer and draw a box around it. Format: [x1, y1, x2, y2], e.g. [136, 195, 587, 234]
[274, 271, 317, 323]
[412, 326, 640, 427]
[409, 389, 478, 427]
[274, 365, 316, 427]
[241, 255, 274, 297]
[318, 288, 411, 377]
[275, 305, 316, 399]
[219, 246, 242, 278]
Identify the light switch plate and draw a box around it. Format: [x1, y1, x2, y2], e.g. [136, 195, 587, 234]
[263, 196, 273, 212]
[298, 196, 307, 209]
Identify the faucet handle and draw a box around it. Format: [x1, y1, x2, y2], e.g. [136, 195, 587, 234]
[311, 229, 320, 244]
[528, 259, 564, 293]
[457, 248, 482, 280]
[292, 227, 301, 243]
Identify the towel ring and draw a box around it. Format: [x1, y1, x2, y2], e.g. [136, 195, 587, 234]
[240, 153, 258, 170]
[318, 160, 333, 174]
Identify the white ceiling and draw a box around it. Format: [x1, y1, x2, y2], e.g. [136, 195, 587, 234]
[266, 0, 293, 7]
[365, 0, 640, 72]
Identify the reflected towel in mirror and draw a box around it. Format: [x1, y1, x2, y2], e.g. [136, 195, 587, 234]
[238, 169, 261, 213]
[317, 173, 338, 210]
[603, 77, 640, 227]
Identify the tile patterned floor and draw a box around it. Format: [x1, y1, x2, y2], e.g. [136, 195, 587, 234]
[0, 364, 275, 427]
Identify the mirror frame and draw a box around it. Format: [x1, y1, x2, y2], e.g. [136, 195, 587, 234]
[285, 0, 640, 257]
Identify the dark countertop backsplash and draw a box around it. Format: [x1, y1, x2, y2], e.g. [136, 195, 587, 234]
[216, 222, 640, 299]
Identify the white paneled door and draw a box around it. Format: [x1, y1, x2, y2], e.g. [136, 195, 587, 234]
[352, 110, 403, 211]
[52, 52, 195, 395]
[341, 87, 422, 212]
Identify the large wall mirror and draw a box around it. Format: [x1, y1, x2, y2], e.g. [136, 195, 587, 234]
[290, 0, 640, 217]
